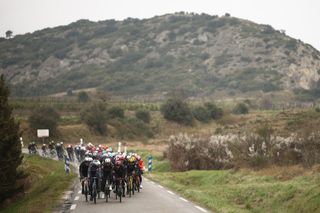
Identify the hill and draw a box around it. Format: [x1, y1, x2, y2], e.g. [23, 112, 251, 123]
[1, 12, 320, 100]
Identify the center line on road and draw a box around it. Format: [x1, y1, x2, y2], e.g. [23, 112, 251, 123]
[179, 197, 188, 202]
[157, 185, 164, 189]
[167, 190, 174, 195]
[78, 190, 81, 194]
[195, 205, 207, 212]
[101, 194, 105, 199]
[74, 196, 79, 201]
[70, 204, 77, 210]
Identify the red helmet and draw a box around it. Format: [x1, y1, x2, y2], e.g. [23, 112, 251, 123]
[115, 160, 121, 168]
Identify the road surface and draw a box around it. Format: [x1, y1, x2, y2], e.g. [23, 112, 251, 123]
[22, 148, 211, 213]
[68, 177, 210, 213]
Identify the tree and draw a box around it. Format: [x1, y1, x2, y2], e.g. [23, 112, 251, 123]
[81, 103, 108, 135]
[192, 106, 211, 123]
[96, 89, 111, 102]
[0, 75, 22, 203]
[161, 98, 194, 126]
[204, 102, 223, 119]
[135, 109, 151, 123]
[107, 106, 124, 119]
[233, 103, 249, 114]
[78, 91, 90, 103]
[5, 30, 13, 39]
[28, 106, 60, 136]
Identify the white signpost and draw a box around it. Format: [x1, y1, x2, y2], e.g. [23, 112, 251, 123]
[37, 129, 49, 144]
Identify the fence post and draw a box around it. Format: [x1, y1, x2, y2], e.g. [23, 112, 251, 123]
[64, 155, 70, 174]
[148, 155, 153, 172]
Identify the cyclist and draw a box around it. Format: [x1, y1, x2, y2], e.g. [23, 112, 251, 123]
[126, 155, 138, 194]
[79, 156, 92, 194]
[102, 158, 113, 192]
[88, 153, 101, 201]
[41, 144, 47, 157]
[66, 144, 74, 161]
[134, 154, 145, 189]
[55, 142, 63, 159]
[113, 160, 126, 197]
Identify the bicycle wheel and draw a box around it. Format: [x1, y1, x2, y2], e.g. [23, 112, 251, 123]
[128, 177, 132, 197]
[84, 181, 88, 202]
[105, 183, 109, 203]
[93, 182, 97, 204]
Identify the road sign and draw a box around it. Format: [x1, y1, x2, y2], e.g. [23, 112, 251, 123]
[37, 129, 49, 137]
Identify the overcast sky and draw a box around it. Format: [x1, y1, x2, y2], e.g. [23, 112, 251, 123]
[0, 0, 319, 50]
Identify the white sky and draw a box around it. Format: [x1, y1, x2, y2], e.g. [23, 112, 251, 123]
[0, 0, 319, 50]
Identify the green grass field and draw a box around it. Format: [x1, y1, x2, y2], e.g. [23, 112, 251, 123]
[147, 167, 320, 213]
[1, 155, 76, 213]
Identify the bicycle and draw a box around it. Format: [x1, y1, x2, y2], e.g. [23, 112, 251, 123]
[115, 177, 124, 203]
[127, 174, 134, 197]
[49, 149, 56, 158]
[82, 178, 89, 202]
[133, 170, 141, 193]
[91, 177, 98, 204]
[104, 179, 111, 202]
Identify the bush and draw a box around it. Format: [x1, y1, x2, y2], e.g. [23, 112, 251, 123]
[80, 103, 107, 135]
[78, 91, 90, 103]
[160, 98, 194, 126]
[192, 106, 211, 123]
[135, 109, 151, 123]
[204, 102, 223, 119]
[28, 106, 60, 136]
[108, 106, 124, 119]
[233, 103, 249, 114]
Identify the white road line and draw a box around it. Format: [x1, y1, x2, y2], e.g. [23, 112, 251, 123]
[179, 197, 188, 202]
[150, 181, 155, 184]
[78, 190, 81, 194]
[195, 206, 207, 213]
[167, 190, 174, 195]
[74, 196, 79, 201]
[70, 204, 77, 210]
[157, 185, 164, 189]
[101, 194, 105, 199]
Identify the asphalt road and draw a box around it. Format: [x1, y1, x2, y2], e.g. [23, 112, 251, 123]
[22, 148, 211, 213]
[69, 177, 210, 213]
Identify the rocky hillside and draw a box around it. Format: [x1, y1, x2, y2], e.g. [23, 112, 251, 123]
[1, 12, 320, 99]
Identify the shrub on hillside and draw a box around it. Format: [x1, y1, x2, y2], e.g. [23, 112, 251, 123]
[204, 102, 223, 119]
[135, 109, 151, 123]
[192, 106, 211, 123]
[28, 106, 60, 136]
[78, 91, 90, 103]
[160, 98, 193, 126]
[80, 103, 107, 135]
[107, 106, 124, 119]
[232, 103, 249, 114]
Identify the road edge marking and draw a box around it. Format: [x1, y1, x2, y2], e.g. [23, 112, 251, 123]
[70, 204, 77, 210]
[74, 196, 79, 201]
[195, 205, 207, 212]
[167, 190, 174, 195]
[179, 197, 188, 202]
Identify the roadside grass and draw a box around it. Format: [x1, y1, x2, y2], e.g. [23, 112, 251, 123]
[147, 166, 320, 213]
[1, 155, 76, 213]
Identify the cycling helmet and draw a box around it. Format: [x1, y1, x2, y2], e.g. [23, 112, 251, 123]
[105, 158, 111, 164]
[85, 157, 92, 162]
[115, 160, 121, 168]
[129, 156, 136, 164]
[93, 159, 101, 166]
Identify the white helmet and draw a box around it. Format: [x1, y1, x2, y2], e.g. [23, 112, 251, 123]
[105, 158, 111, 163]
